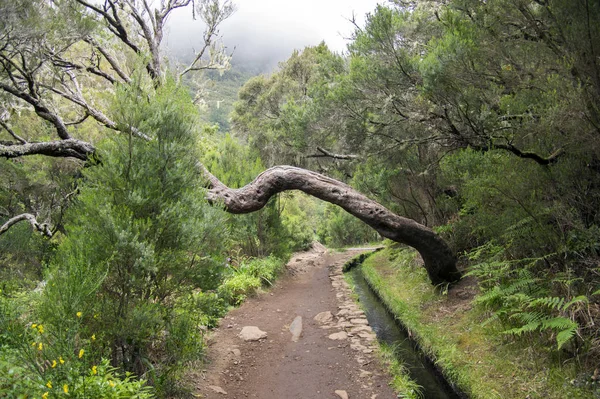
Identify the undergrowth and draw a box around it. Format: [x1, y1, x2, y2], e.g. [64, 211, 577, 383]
[218, 255, 286, 305]
[359, 246, 597, 399]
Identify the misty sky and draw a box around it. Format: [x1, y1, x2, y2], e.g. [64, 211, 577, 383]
[166, 0, 384, 70]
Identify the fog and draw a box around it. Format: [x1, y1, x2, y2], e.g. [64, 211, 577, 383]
[165, 0, 384, 71]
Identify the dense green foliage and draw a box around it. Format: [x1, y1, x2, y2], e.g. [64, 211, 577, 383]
[3, 0, 600, 396]
[231, 0, 600, 371]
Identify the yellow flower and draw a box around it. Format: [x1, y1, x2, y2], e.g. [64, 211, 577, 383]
[42, 392, 49, 399]
[51, 359, 57, 368]
[63, 384, 69, 394]
[38, 342, 43, 351]
[31, 342, 37, 347]
[91, 365, 97, 375]
[108, 381, 115, 388]
[76, 311, 82, 318]
[37, 324, 44, 333]
[78, 349, 84, 358]
[59, 356, 65, 364]
[32, 324, 37, 329]
[46, 381, 52, 389]
[91, 334, 96, 341]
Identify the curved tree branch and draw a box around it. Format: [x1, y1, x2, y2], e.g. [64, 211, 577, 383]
[202, 165, 460, 284]
[0, 213, 52, 237]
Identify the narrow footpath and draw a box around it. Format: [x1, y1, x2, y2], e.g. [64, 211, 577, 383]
[193, 245, 398, 399]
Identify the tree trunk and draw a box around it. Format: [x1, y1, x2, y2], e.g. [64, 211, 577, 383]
[202, 165, 460, 285]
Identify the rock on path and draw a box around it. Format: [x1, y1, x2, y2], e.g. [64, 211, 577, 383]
[238, 326, 267, 341]
[195, 247, 397, 399]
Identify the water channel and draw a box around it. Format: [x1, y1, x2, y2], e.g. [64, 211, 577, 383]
[347, 265, 463, 399]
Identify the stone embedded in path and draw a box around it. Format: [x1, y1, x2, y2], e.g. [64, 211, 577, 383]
[359, 369, 373, 378]
[328, 331, 348, 340]
[238, 326, 267, 341]
[350, 318, 369, 325]
[289, 316, 303, 342]
[230, 348, 241, 357]
[334, 390, 349, 399]
[350, 325, 372, 334]
[314, 311, 334, 324]
[208, 385, 227, 395]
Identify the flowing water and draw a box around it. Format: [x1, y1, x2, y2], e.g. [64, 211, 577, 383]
[348, 266, 463, 399]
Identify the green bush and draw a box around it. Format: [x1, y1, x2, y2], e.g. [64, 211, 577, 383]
[0, 350, 153, 399]
[218, 256, 285, 305]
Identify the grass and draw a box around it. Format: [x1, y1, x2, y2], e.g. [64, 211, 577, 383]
[359, 247, 595, 399]
[378, 342, 424, 399]
[344, 256, 423, 399]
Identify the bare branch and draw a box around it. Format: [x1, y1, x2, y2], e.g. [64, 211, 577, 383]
[0, 120, 27, 144]
[65, 113, 91, 126]
[306, 147, 361, 160]
[0, 82, 72, 140]
[0, 139, 95, 160]
[0, 213, 52, 237]
[180, 0, 235, 77]
[84, 36, 132, 84]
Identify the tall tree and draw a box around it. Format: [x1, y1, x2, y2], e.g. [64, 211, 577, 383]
[0, 0, 462, 284]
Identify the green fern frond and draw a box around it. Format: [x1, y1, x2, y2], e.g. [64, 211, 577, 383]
[541, 316, 577, 332]
[510, 311, 544, 325]
[529, 296, 565, 311]
[503, 321, 541, 336]
[562, 295, 588, 311]
[502, 277, 538, 295]
[556, 326, 578, 350]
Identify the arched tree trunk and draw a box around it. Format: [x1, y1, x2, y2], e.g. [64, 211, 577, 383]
[202, 165, 460, 285]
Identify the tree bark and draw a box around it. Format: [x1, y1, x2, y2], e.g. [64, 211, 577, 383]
[0, 213, 52, 237]
[0, 139, 95, 160]
[202, 165, 460, 285]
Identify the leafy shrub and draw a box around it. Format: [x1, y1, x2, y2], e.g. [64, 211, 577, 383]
[0, 350, 153, 399]
[218, 274, 262, 305]
[218, 256, 285, 305]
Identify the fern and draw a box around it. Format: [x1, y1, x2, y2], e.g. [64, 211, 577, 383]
[541, 316, 577, 331]
[503, 314, 579, 349]
[562, 295, 588, 311]
[556, 327, 578, 350]
[504, 311, 544, 336]
[529, 296, 565, 311]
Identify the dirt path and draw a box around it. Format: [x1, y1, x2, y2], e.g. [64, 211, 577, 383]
[192, 245, 397, 399]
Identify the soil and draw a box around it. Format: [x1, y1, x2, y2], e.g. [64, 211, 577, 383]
[190, 245, 398, 399]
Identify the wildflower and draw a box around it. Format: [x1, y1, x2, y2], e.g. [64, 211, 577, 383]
[76, 311, 82, 318]
[46, 381, 52, 389]
[91, 365, 97, 375]
[31, 342, 37, 347]
[37, 324, 44, 334]
[42, 392, 49, 399]
[108, 381, 115, 388]
[32, 324, 37, 329]
[38, 342, 43, 351]
[91, 334, 96, 341]
[78, 349, 84, 358]
[59, 356, 65, 364]
[63, 384, 69, 394]
[51, 359, 57, 368]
